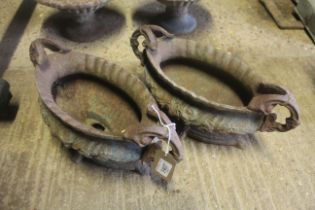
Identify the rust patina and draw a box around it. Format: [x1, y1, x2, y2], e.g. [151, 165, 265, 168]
[130, 25, 300, 146]
[30, 38, 184, 175]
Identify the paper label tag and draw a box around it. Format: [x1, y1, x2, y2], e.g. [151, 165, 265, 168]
[156, 159, 173, 178]
[151, 149, 177, 182]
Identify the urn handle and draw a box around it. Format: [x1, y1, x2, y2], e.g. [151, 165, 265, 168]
[29, 38, 70, 68]
[248, 83, 300, 132]
[130, 25, 174, 65]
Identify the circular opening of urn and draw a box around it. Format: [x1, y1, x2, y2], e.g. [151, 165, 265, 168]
[52, 74, 142, 134]
[159, 58, 253, 107]
[91, 122, 106, 131]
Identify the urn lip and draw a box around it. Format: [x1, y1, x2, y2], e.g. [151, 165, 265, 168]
[36, 0, 108, 11]
[157, 0, 198, 6]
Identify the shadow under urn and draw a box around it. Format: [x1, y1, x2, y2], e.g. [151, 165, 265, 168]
[130, 25, 300, 146]
[37, 0, 118, 42]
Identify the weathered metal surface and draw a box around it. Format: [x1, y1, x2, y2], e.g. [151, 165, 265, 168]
[1, 0, 315, 209]
[155, 0, 198, 34]
[131, 25, 300, 146]
[29, 38, 183, 174]
[36, 0, 110, 42]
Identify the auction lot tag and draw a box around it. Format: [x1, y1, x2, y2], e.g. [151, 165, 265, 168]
[152, 149, 177, 182]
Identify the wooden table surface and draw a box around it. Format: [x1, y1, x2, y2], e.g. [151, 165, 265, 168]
[0, 0, 314, 209]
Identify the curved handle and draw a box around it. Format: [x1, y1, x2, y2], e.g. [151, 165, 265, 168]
[134, 105, 184, 162]
[130, 25, 174, 65]
[248, 84, 300, 132]
[29, 38, 70, 67]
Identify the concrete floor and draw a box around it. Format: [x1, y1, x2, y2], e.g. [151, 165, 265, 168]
[0, 0, 315, 209]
